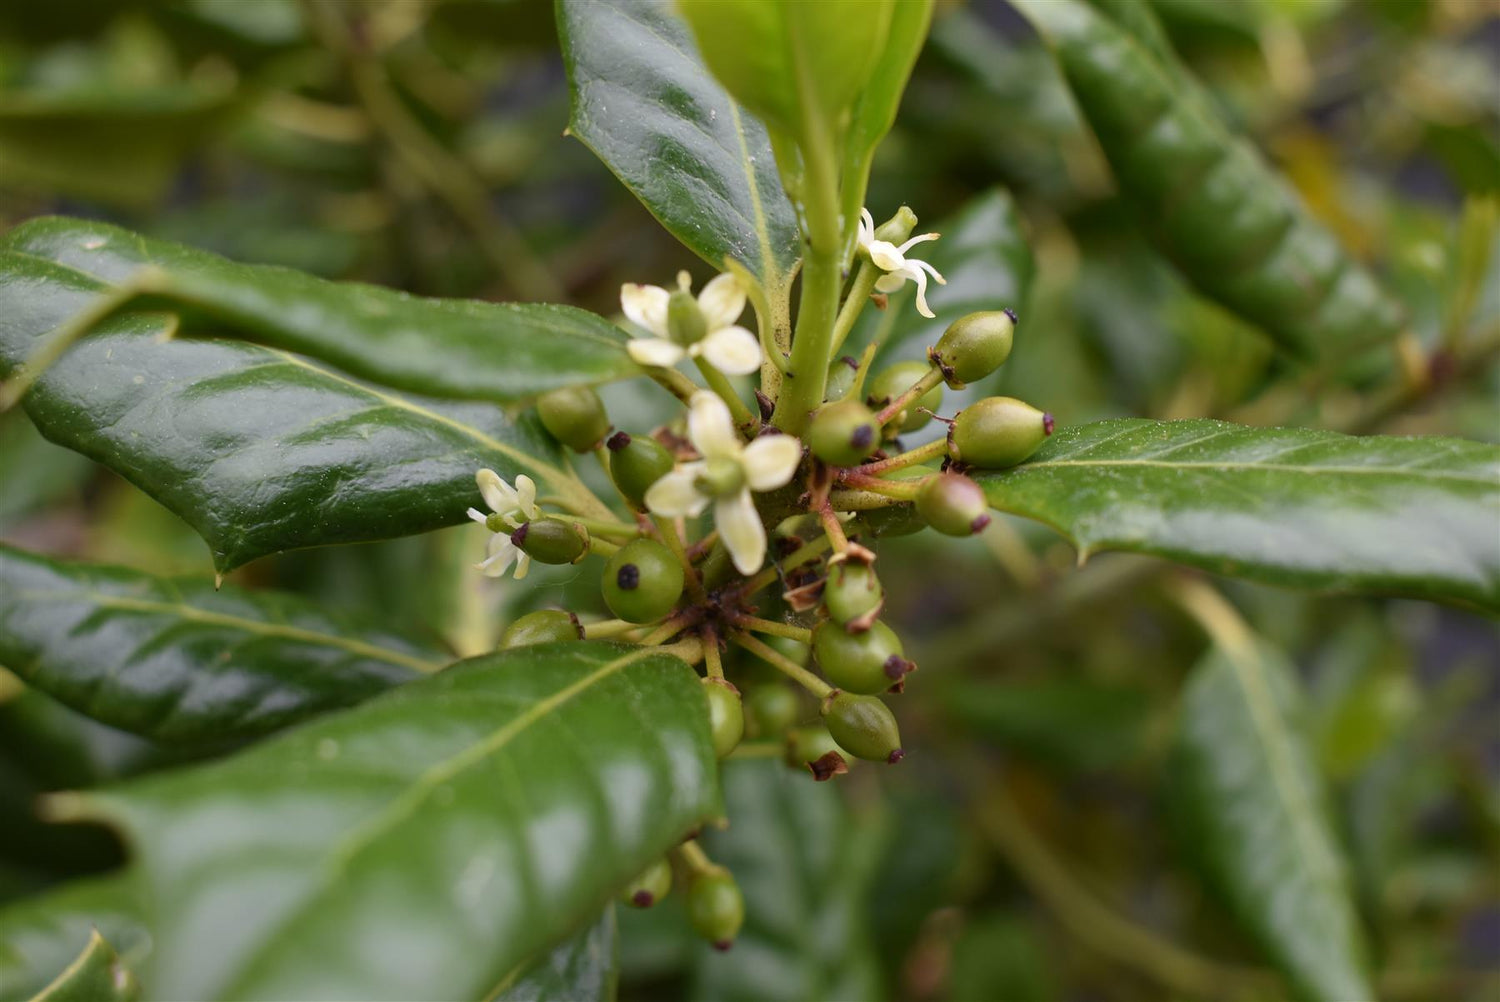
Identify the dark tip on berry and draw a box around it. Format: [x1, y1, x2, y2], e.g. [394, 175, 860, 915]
[887, 748, 905, 765]
[1003, 307, 1018, 324]
[632, 890, 654, 907]
[509, 522, 529, 546]
[606, 430, 631, 451]
[808, 750, 849, 781]
[755, 389, 775, 421]
[841, 355, 859, 370]
[970, 514, 992, 533]
[713, 940, 734, 952]
[884, 655, 914, 680]
[851, 425, 874, 449]
[567, 611, 584, 639]
[616, 563, 641, 590]
[1042, 412, 1055, 435]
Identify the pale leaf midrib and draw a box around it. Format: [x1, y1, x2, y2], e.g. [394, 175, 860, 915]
[1026, 457, 1495, 485]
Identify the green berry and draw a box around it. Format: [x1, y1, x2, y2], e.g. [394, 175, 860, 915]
[866, 361, 943, 434]
[744, 683, 800, 738]
[784, 724, 850, 780]
[602, 538, 684, 623]
[823, 561, 884, 627]
[915, 472, 991, 537]
[511, 520, 588, 565]
[807, 399, 880, 467]
[703, 678, 745, 758]
[949, 396, 1054, 469]
[813, 619, 913, 694]
[821, 690, 904, 763]
[930, 310, 1016, 387]
[500, 609, 582, 648]
[750, 633, 812, 670]
[874, 205, 918, 244]
[537, 386, 610, 452]
[687, 868, 744, 950]
[621, 857, 673, 908]
[607, 432, 675, 510]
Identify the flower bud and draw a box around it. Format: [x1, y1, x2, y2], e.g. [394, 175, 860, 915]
[511, 520, 588, 565]
[744, 683, 800, 739]
[949, 396, 1054, 469]
[822, 561, 883, 628]
[813, 619, 913, 695]
[537, 386, 610, 452]
[820, 690, 904, 763]
[602, 538, 684, 623]
[866, 360, 943, 434]
[702, 678, 745, 758]
[930, 310, 1016, 388]
[620, 857, 673, 909]
[500, 609, 583, 648]
[807, 399, 881, 468]
[607, 431, 676, 510]
[784, 724, 849, 781]
[915, 472, 991, 537]
[687, 867, 744, 951]
[874, 206, 918, 244]
[667, 288, 708, 346]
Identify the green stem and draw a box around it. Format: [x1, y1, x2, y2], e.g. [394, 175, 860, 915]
[581, 618, 639, 640]
[828, 488, 910, 511]
[545, 513, 636, 539]
[651, 515, 705, 602]
[846, 437, 947, 477]
[693, 357, 759, 435]
[672, 839, 717, 875]
[644, 365, 699, 405]
[837, 472, 924, 501]
[735, 535, 833, 599]
[703, 634, 725, 680]
[586, 536, 620, 558]
[732, 615, 813, 645]
[731, 632, 832, 698]
[829, 260, 881, 357]
[874, 366, 945, 426]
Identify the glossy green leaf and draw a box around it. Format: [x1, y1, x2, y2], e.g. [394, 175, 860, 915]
[0, 874, 148, 1001]
[0, 544, 444, 743]
[857, 188, 1034, 364]
[0, 243, 608, 572]
[58, 642, 718, 1002]
[1017, 0, 1405, 358]
[494, 908, 617, 1002]
[557, 0, 799, 295]
[978, 418, 1500, 610]
[26, 929, 137, 1002]
[1172, 634, 1373, 1002]
[691, 761, 883, 1002]
[1, 217, 638, 402]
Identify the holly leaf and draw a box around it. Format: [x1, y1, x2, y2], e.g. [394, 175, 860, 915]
[0, 245, 610, 572]
[978, 418, 1500, 610]
[25, 928, 137, 1002]
[0, 874, 148, 1002]
[53, 642, 718, 1002]
[494, 908, 617, 1002]
[1, 217, 638, 403]
[557, 0, 799, 299]
[0, 544, 444, 743]
[1172, 632, 1373, 1002]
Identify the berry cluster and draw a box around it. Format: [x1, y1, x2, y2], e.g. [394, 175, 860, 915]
[468, 206, 1052, 950]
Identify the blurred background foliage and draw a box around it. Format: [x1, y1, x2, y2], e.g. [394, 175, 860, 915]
[0, 1, 1496, 1000]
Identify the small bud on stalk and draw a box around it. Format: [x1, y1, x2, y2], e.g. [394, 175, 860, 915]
[813, 620, 914, 695]
[537, 385, 611, 452]
[511, 520, 589, 565]
[687, 868, 745, 951]
[500, 609, 583, 648]
[930, 309, 1016, 387]
[621, 858, 673, 909]
[915, 472, 991, 537]
[820, 690, 904, 763]
[808, 399, 882, 467]
[822, 561, 884, 629]
[949, 396, 1054, 469]
[607, 432, 675, 510]
[702, 677, 745, 759]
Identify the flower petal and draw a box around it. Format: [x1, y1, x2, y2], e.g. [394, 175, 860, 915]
[868, 239, 906, 273]
[700, 325, 762, 375]
[874, 271, 906, 294]
[858, 207, 876, 245]
[697, 272, 746, 331]
[897, 232, 940, 254]
[477, 468, 517, 514]
[514, 552, 531, 580]
[514, 475, 538, 518]
[907, 266, 935, 318]
[476, 535, 518, 577]
[716, 489, 766, 575]
[644, 466, 711, 518]
[741, 434, 802, 491]
[621, 282, 670, 336]
[627, 337, 688, 368]
[467, 507, 488, 525]
[688, 390, 741, 459]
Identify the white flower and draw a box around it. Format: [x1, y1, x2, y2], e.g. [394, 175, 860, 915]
[644, 392, 802, 575]
[857, 208, 946, 319]
[621, 271, 762, 375]
[467, 469, 540, 579]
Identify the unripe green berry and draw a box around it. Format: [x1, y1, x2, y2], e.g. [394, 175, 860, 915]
[807, 399, 880, 468]
[703, 678, 745, 758]
[866, 361, 943, 434]
[874, 205, 918, 244]
[784, 724, 849, 780]
[536, 386, 610, 452]
[621, 857, 673, 908]
[500, 609, 582, 648]
[607, 432, 675, 510]
[511, 520, 588, 565]
[823, 562, 884, 627]
[813, 619, 913, 694]
[667, 289, 707, 345]
[602, 539, 684, 623]
[949, 396, 1054, 469]
[930, 309, 1016, 388]
[821, 690, 904, 763]
[744, 683, 800, 739]
[824, 355, 860, 401]
[687, 868, 744, 950]
[915, 472, 991, 537]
